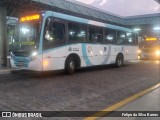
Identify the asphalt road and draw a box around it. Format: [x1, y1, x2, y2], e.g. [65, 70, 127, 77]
[0, 60, 159, 119]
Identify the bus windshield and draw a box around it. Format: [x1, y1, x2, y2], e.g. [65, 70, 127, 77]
[141, 41, 160, 49]
[12, 21, 41, 55]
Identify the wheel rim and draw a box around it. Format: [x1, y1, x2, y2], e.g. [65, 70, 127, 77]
[70, 61, 75, 70]
[117, 59, 122, 66]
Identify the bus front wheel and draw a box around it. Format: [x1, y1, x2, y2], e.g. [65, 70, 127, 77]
[115, 54, 124, 68]
[65, 56, 76, 74]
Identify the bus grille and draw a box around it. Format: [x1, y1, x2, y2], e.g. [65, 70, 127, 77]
[14, 57, 29, 67]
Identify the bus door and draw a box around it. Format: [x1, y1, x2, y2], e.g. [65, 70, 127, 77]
[116, 31, 128, 60]
[42, 17, 66, 71]
[125, 32, 138, 60]
[88, 26, 104, 65]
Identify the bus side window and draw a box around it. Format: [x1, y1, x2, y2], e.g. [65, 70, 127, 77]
[116, 31, 126, 45]
[44, 18, 51, 50]
[68, 22, 87, 42]
[44, 18, 52, 41]
[89, 26, 103, 43]
[52, 22, 65, 42]
[104, 28, 116, 44]
[126, 32, 135, 45]
[43, 18, 65, 50]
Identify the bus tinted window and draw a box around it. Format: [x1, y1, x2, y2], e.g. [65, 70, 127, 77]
[43, 18, 65, 50]
[89, 26, 103, 43]
[116, 31, 126, 45]
[126, 32, 135, 45]
[104, 29, 116, 44]
[68, 22, 87, 42]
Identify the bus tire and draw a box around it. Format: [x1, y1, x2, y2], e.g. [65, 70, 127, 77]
[65, 56, 76, 74]
[115, 54, 124, 68]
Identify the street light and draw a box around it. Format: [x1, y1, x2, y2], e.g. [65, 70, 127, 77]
[133, 28, 141, 31]
[153, 27, 160, 30]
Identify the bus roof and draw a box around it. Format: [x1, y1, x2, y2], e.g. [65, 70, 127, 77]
[43, 11, 133, 32]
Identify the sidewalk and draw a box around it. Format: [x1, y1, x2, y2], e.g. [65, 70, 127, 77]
[0, 66, 13, 74]
[99, 87, 160, 120]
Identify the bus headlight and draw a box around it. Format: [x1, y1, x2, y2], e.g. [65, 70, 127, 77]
[138, 55, 141, 60]
[155, 50, 160, 56]
[31, 51, 38, 60]
[137, 50, 141, 54]
[32, 51, 38, 56]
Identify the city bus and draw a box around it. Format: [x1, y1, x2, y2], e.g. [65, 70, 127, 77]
[10, 11, 138, 74]
[138, 37, 160, 59]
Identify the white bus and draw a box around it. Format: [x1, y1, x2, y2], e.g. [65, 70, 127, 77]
[10, 11, 138, 74]
[138, 37, 160, 59]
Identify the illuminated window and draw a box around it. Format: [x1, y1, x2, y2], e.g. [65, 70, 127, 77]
[116, 31, 126, 45]
[104, 29, 116, 44]
[68, 22, 87, 42]
[126, 32, 136, 45]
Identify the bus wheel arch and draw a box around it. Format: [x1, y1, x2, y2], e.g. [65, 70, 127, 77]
[65, 53, 81, 74]
[115, 53, 124, 68]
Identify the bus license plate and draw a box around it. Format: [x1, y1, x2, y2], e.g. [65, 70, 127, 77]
[18, 62, 24, 67]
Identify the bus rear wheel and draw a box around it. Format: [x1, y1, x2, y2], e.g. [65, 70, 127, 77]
[115, 54, 124, 68]
[65, 57, 76, 74]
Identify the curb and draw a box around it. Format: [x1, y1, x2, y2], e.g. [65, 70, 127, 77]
[0, 69, 12, 74]
[84, 83, 160, 120]
[0, 68, 14, 74]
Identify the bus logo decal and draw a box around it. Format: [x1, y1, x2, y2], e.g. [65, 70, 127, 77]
[68, 47, 72, 51]
[102, 46, 111, 64]
[88, 46, 92, 53]
[82, 44, 93, 66]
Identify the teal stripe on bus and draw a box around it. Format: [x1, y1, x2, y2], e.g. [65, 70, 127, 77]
[82, 43, 93, 66]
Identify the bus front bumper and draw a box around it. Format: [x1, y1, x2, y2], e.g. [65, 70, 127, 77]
[10, 58, 42, 71]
